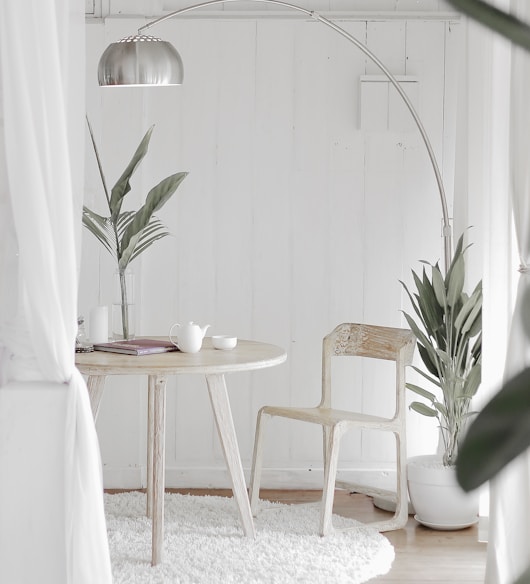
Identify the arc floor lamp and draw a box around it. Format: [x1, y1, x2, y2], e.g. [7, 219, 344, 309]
[97, 0, 453, 272]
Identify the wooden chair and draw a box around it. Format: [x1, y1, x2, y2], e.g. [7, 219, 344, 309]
[249, 322, 416, 535]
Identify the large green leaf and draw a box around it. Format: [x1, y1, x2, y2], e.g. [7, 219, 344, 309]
[446, 0, 530, 52]
[434, 402, 448, 418]
[466, 304, 482, 338]
[454, 285, 481, 333]
[435, 348, 452, 369]
[411, 365, 441, 388]
[446, 254, 465, 308]
[129, 218, 171, 263]
[417, 343, 440, 379]
[462, 360, 481, 399]
[460, 289, 482, 336]
[400, 280, 428, 331]
[410, 402, 438, 417]
[109, 126, 155, 222]
[411, 271, 430, 323]
[431, 263, 447, 309]
[417, 267, 444, 336]
[472, 332, 482, 361]
[444, 233, 464, 287]
[119, 172, 188, 268]
[402, 311, 439, 368]
[407, 383, 437, 402]
[456, 367, 530, 492]
[82, 207, 117, 258]
[116, 211, 136, 234]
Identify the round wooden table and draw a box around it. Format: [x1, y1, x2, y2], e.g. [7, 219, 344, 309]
[75, 337, 286, 566]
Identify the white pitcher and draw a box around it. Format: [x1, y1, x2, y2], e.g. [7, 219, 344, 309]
[169, 321, 210, 353]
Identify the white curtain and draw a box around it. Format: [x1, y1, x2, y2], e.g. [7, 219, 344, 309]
[486, 2, 530, 581]
[0, 1, 112, 583]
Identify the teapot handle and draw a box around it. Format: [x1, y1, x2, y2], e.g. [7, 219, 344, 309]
[169, 323, 181, 349]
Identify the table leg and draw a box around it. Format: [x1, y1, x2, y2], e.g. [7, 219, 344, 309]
[150, 374, 167, 566]
[205, 374, 256, 538]
[146, 377, 155, 519]
[86, 375, 106, 421]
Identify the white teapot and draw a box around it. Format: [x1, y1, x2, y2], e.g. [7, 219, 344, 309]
[169, 321, 210, 353]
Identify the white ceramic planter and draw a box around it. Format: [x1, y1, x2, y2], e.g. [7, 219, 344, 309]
[407, 454, 479, 530]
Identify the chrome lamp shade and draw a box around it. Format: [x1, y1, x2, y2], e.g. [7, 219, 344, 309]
[97, 35, 184, 87]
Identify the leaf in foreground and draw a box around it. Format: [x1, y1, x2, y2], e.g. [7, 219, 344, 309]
[456, 367, 530, 491]
[445, 0, 530, 52]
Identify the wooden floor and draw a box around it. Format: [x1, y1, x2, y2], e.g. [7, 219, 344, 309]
[164, 487, 487, 583]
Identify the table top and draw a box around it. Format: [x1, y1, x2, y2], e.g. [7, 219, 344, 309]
[75, 337, 287, 376]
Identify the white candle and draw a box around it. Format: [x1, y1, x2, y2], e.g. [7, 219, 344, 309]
[89, 305, 108, 344]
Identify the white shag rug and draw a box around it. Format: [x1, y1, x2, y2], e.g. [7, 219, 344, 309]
[105, 492, 394, 584]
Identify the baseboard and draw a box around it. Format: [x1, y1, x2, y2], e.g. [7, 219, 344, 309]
[103, 465, 397, 491]
[103, 466, 146, 489]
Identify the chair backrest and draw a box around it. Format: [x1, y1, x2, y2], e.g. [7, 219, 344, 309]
[320, 323, 416, 416]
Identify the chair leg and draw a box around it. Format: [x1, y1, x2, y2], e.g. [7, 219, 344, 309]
[249, 408, 269, 516]
[393, 430, 408, 530]
[319, 423, 342, 536]
[322, 425, 330, 471]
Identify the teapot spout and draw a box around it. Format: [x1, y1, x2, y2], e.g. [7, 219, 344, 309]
[201, 324, 211, 338]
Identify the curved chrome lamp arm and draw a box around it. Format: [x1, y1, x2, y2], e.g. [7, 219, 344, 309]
[102, 0, 453, 271]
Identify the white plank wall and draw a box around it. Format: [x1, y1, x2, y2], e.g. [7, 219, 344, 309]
[81, 13, 459, 489]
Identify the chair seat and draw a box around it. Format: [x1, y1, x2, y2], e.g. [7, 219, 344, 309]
[261, 404, 400, 429]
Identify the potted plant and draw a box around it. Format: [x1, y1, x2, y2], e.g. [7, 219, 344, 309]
[400, 233, 482, 529]
[82, 120, 188, 339]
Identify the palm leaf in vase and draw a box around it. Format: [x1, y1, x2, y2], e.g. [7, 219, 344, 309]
[83, 118, 188, 339]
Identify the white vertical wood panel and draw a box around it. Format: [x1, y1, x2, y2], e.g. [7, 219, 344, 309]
[249, 20, 295, 465]
[363, 18, 407, 327]
[362, 21, 411, 464]
[158, 20, 221, 469]
[366, 21, 405, 77]
[361, 82, 388, 131]
[169, 20, 220, 329]
[80, 22, 106, 320]
[202, 21, 258, 464]
[289, 20, 334, 464]
[406, 21, 446, 177]
[401, 21, 447, 281]
[361, 133, 407, 463]
[389, 80, 419, 133]
[167, 20, 257, 469]
[325, 21, 367, 464]
[326, 20, 366, 330]
[95, 375, 146, 486]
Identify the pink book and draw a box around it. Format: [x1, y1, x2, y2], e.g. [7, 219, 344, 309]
[93, 338, 178, 355]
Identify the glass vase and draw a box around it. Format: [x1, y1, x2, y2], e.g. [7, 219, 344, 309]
[112, 268, 135, 340]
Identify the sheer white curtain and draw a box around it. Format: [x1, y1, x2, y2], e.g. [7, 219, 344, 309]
[454, 3, 530, 582]
[486, 2, 530, 581]
[0, 1, 111, 583]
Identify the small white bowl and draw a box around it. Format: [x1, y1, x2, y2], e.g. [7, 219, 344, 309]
[212, 335, 238, 350]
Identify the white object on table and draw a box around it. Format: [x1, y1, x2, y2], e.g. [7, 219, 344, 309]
[89, 306, 108, 344]
[212, 335, 238, 350]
